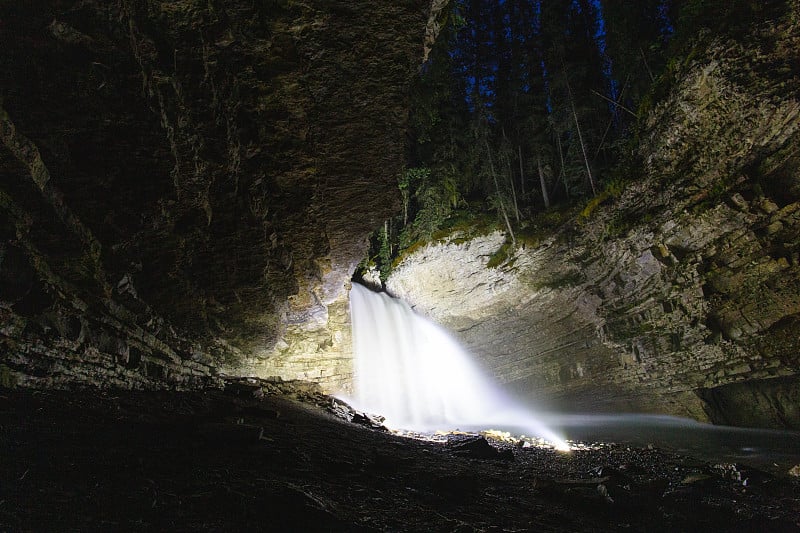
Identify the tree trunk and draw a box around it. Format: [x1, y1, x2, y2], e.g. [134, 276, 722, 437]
[506, 153, 520, 223]
[571, 102, 597, 196]
[554, 130, 568, 197]
[591, 89, 636, 118]
[485, 138, 516, 247]
[518, 144, 526, 198]
[562, 62, 597, 196]
[640, 46, 655, 83]
[537, 155, 550, 209]
[502, 129, 520, 223]
[594, 74, 632, 160]
[385, 220, 391, 256]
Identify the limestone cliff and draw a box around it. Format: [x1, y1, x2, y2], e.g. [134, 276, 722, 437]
[2, 1, 798, 432]
[1, 1, 434, 390]
[387, 16, 800, 429]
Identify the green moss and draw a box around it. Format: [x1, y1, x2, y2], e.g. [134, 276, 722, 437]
[486, 242, 512, 269]
[533, 206, 573, 228]
[577, 165, 635, 237]
[580, 191, 611, 219]
[516, 231, 542, 249]
[391, 212, 502, 271]
[436, 212, 500, 241]
[448, 236, 471, 246]
[0, 364, 17, 389]
[604, 176, 627, 198]
[390, 239, 426, 270]
[637, 322, 654, 334]
[690, 180, 732, 214]
[753, 137, 800, 200]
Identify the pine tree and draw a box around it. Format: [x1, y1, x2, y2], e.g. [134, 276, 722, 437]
[601, 0, 670, 129]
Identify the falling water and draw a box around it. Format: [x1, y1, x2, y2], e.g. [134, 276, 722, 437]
[348, 283, 568, 449]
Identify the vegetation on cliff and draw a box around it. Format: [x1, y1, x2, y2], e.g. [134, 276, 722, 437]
[358, 0, 795, 281]
[381, 0, 800, 428]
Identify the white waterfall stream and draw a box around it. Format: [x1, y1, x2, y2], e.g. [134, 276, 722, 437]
[347, 283, 568, 449]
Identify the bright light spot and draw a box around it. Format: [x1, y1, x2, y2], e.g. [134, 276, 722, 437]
[553, 439, 573, 452]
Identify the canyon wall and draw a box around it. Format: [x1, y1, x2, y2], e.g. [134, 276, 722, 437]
[388, 17, 800, 428]
[1, 1, 437, 391]
[1, 1, 797, 432]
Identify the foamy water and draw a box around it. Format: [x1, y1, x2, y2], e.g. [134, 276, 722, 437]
[347, 283, 568, 449]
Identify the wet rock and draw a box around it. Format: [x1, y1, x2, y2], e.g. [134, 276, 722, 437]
[549, 477, 616, 506]
[447, 435, 514, 461]
[710, 463, 742, 482]
[730, 193, 750, 211]
[328, 398, 357, 421]
[596, 483, 614, 504]
[326, 397, 386, 430]
[236, 404, 281, 421]
[224, 378, 264, 398]
[681, 472, 713, 485]
[350, 412, 386, 430]
[359, 266, 383, 291]
[699, 376, 800, 430]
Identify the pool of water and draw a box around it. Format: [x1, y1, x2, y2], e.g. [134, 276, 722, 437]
[511, 413, 800, 472]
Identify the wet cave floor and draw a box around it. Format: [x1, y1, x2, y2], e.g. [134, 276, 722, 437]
[1, 384, 799, 532]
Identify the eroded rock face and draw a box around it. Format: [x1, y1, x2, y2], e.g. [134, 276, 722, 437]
[1, 1, 433, 390]
[387, 18, 800, 428]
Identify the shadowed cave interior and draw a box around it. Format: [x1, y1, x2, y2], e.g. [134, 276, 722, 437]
[1, 1, 800, 531]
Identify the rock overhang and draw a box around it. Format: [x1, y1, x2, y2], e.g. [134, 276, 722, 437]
[0, 0, 443, 389]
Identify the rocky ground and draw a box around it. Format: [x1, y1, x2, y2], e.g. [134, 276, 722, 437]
[1, 382, 799, 532]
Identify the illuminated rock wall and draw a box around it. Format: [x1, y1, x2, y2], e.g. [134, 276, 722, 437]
[388, 17, 800, 428]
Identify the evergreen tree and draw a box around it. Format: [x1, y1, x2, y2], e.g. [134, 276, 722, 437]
[541, 0, 612, 198]
[600, 0, 670, 138]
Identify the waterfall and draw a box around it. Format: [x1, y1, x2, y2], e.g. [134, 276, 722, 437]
[348, 283, 567, 449]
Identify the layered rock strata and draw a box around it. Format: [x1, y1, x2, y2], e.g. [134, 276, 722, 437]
[388, 18, 800, 428]
[1, 1, 434, 390]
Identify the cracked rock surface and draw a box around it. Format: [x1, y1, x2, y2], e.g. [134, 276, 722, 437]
[1, 1, 431, 390]
[386, 17, 800, 429]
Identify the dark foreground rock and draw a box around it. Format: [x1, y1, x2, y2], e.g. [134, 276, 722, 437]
[1, 387, 798, 532]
